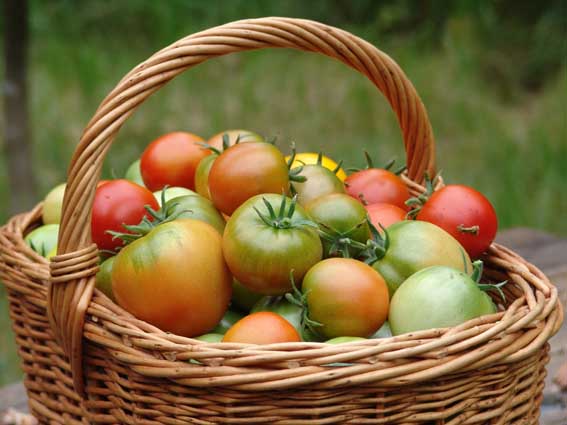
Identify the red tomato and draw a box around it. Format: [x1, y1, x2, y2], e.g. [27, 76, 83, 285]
[222, 312, 301, 344]
[416, 185, 498, 259]
[208, 142, 289, 215]
[140, 132, 209, 191]
[345, 169, 410, 210]
[366, 203, 406, 230]
[91, 179, 158, 251]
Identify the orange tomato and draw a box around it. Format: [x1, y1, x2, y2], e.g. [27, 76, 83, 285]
[365, 203, 407, 230]
[222, 312, 301, 344]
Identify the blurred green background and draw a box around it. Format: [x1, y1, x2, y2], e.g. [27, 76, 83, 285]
[0, 0, 565, 385]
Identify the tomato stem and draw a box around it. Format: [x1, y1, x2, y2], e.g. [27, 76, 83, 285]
[253, 195, 317, 230]
[458, 224, 480, 235]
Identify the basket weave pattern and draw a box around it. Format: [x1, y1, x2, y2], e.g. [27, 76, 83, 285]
[0, 18, 562, 424]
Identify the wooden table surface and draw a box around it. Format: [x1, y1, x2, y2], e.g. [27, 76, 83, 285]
[1, 227, 566, 424]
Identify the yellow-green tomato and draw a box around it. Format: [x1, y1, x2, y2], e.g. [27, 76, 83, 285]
[112, 219, 232, 337]
[373, 221, 473, 297]
[125, 159, 145, 186]
[46, 245, 58, 259]
[153, 187, 197, 206]
[95, 256, 116, 301]
[291, 164, 345, 207]
[325, 336, 366, 344]
[389, 266, 495, 336]
[164, 194, 225, 234]
[24, 224, 59, 257]
[195, 333, 224, 343]
[194, 155, 217, 200]
[42, 183, 66, 224]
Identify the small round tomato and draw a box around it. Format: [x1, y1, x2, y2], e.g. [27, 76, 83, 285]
[124, 159, 144, 186]
[153, 187, 197, 206]
[286, 152, 347, 181]
[208, 129, 264, 150]
[95, 256, 116, 301]
[140, 132, 209, 191]
[416, 185, 498, 259]
[231, 279, 264, 312]
[305, 193, 370, 258]
[366, 203, 406, 230]
[371, 221, 472, 297]
[91, 179, 159, 252]
[223, 194, 322, 295]
[25, 224, 59, 257]
[389, 266, 496, 335]
[252, 296, 303, 334]
[112, 219, 232, 337]
[302, 258, 389, 339]
[291, 164, 345, 207]
[42, 183, 66, 224]
[164, 194, 225, 234]
[212, 309, 244, 334]
[222, 312, 301, 344]
[345, 169, 410, 210]
[194, 155, 216, 200]
[209, 142, 290, 215]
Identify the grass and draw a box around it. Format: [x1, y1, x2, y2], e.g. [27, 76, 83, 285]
[0, 7, 565, 385]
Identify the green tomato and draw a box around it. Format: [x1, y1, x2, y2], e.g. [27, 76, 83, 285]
[195, 155, 217, 200]
[24, 224, 59, 257]
[46, 245, 58, 259]
[305, 193, 370, 258]
[195, 333, 224, 343]
[95, 256, 116, 301]
[370, 321, 392, 339]
[389, 266, 493, 336]
[125, 159, 145, 186]
[153, 187, 197, 206]
[212, 309, 244, 334]
[231, 279, 264, 312]
[325, 336, 366, 344]
[373, 220, 473, 297]
[291, 164, 345, 207]
[164, 194, 225, 234]
[42, 183, 66, 224]
[479, 291, 497, 314]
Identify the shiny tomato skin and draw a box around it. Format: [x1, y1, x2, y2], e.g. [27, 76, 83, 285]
[112, 219, 232, 337]
[345, 169, 410, 210]
[164, 194, 226, 235]
[303, 258, 389, 339]
[140, 132, 209, 191]
[222, 312, 301, 344]
[194, 155, 217, 200]
[291, 165, 345, 207]
[416, 185, 498, 259]
[91, 179, 158, 251]
[208, 129, 264, 150]
[209, 143, 290, 215]
[366, 203, 406, 230]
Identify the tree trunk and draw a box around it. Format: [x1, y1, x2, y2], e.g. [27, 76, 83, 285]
[3, 0, 36, 214]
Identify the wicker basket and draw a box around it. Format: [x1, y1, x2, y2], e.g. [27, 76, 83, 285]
[0, 17, 563, 424]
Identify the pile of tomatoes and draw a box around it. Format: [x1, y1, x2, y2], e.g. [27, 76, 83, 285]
[29, 129, 502, 345]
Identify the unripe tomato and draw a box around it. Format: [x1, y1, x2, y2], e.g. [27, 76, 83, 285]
[153, 187, 196, 206]
[365, 203, 406, 230]
[25, 224, 59, 257]
[95, 256, 116, 301]
[194, 155, 216, 200]
[209, 143, 290, 215]
[222, 312, 301, 344]
[286, 152, 347, 181]
[164, 194, 225, 235]
[416, 185, 498, 258]
[207, 129, 264, 150]
[326, 336, 366, 344]
[291, 164, 345, 207]
[42, 183, 66, 224]
[140, 132, 209, 191]
[195, 333, 224, 343]
[124, 159, 144, 186]
[345, 169, 410, 210]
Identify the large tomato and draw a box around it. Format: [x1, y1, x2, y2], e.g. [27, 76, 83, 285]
[389, 266, 497, 335]
[345, 169, 409, 209]
[371, 220, 472, 297]
[291, 164, 345, 207]
[209, 142, 290, 215]
[207, 129, 264, 150]
[112, 219, 232, 337]
[164, 194, 225, 234]
[222, 312, 301, 344]
[416, 185, 498, 258]
[223, 194, 322, 295]
[286, 152, 347, 181]
[140, 132, 209, 191]
[365, 203, 406, 230]
[91, 179, 159, 252]
[302, 258, 389, 339]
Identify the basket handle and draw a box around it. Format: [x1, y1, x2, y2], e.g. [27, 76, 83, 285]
[48, 17, 436, 395]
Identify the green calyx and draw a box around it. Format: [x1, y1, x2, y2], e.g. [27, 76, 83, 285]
[197, 133, 242, 156]
[253, 195, 317, 230]
[358, 218, 389, 263]
[317, 218, 368, 258]
[346, 151, 406, 175]
[284, 270, 323, 338]
[470, 259, 507, 302]
[287, 144, 343, 183]
[405, 172, 440, 219]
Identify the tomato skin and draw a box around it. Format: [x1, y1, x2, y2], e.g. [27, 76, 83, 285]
[345, 169, 410, 210]
[153, 187, 197, 206]
[286, 152, 347, 181]
[222, 312, 301, 344]
[164, 194, 225, 235]
[42, 183, 66, 224]
[223, 194, 323, 295]
[112, 219, 232, 337]
[125, 159, 144, 186]
[326, 336, 366, 344]
[140, 132, 209, 191]
[91, 179, 159, 252]
[25, 224, 59, 257]
[208, 129, 264, 150]
[231, 279, 264, 312]
[195, 333, 224, 343]
[194, 155, 216, 200]
[95, 256, 116, 301]
[416, 185, 498, 259]
[303, 258, 389, 339]
[291, 165, 346, 207]
[372, 220, 473, 297]
[209, 143, 290, 215]
[252, 296, 303, 333]
[365, 203, 406, 230]
[389, 266, 495, 335]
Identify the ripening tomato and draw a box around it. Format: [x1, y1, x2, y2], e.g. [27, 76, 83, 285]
[140, 132, 209, 191]
[194, 155, 216, 200]
[95, 256, 116, 301]
[366, 203, 406, 230]
[286, 152, 347, 181]
[91, 179, 159, 252]
[302, 258, 389, 339]
[112, 219, 232, 337]
[209, 143, 290, 215]
[42, 183, 66, 224]
[291, 164, 345, 207]
[207, 129, 264, 150]
[345, 169, 410, 210]
[222, 312, 301, 344]
[164, 194, 225, 234]
[416, 185, 498, 258]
